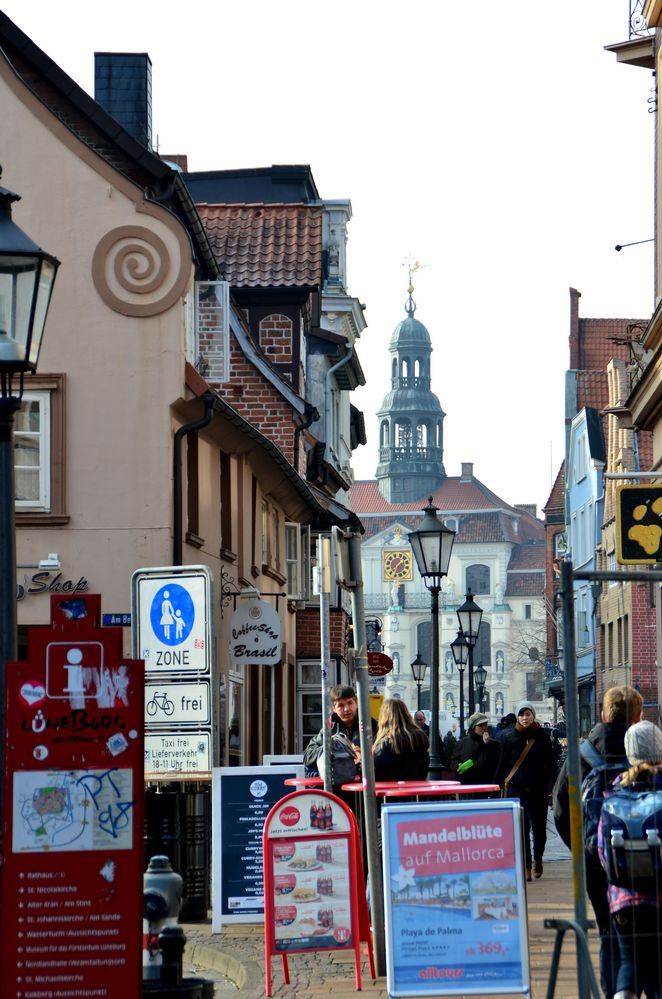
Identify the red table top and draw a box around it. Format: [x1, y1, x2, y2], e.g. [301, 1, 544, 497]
[340, 779, 460, 793]
[379, 783, 499, 797]
[283, 776, 324, 787]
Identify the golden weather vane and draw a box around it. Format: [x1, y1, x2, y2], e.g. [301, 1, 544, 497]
[402, 256, 427, 315]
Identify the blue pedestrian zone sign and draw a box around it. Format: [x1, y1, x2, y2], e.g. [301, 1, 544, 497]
[132, 566, 213, 675]
[149, 584, 195, 646]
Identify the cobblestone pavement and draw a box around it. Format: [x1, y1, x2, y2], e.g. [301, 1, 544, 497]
[181, 823, 601, 999]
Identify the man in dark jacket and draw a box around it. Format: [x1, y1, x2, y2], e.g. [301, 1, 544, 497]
[495, 701, 554, 881]
[552, 684, 643, 999]
[303, 684, 377, 792]
[451, 711, 500, 785]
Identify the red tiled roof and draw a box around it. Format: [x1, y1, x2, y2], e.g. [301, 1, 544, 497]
[196, 203, 323, 287]
[544, 461, 565, 515]
[575, 369, 609, 412]
[508, 544, 546, 570]
[505, 572, 544, 597]
[350, 477, 517, 515]
[349, 478, 545, 545]
[573, 317, 645, 372]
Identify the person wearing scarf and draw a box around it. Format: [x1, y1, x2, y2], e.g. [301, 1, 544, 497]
[495, 701, 554, 881]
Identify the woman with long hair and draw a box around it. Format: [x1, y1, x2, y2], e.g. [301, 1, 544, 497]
[372, 698, 429, 781]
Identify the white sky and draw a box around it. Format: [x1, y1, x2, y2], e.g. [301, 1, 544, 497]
[3, 1, 656, 515]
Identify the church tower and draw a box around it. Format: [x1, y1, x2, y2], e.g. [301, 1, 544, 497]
[376, 277, 446, 502]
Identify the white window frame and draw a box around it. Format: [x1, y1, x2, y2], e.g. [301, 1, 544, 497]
[15, 390, 51, 511]
[285, 522, 302, 599]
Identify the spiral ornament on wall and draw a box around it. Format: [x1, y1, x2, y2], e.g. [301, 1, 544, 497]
[92, 224, 190, 317]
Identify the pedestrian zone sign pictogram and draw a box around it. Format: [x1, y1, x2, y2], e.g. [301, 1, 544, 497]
[616, 485, 662, 564]
[132, 566, 213, 674]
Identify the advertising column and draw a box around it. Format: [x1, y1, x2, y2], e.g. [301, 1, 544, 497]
[0, 594, 144, 999]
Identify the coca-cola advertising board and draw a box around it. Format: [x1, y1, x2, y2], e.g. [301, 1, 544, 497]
[262, 789, 375, 995]
[0, 594, 144, 999]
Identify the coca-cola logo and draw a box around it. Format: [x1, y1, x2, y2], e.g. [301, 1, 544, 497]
[279, 806, 300, 827]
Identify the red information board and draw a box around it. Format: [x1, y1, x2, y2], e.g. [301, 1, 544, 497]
[262, 789, 375, 995]
[0, 594, 144, 999]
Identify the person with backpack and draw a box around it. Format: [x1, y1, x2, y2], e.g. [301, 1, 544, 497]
[495, 701, 554, 881]
[598, 720, 662, 999]
[372, 699, 429, 781]
[303, 684, 377, 793]
[552, 684, 643, 999]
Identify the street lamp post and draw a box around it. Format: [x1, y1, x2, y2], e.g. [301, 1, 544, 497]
[410, 651, 428, 712]
[408, 498, 456, 779]
[451, 630, 468, 736]
[457, 589, 483, 717]
[475, 663, 487, 712]
[0, 178, 59, 832]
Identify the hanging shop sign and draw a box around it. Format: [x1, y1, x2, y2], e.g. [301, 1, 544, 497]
[229, 598, 281, 666]
[616, 484, 662, 563]
[367, 651, 394, 676]
[382, 799, 530, 997]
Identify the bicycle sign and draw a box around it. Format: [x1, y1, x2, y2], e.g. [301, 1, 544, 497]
[144, 681, 210, 726]
[146, 690, 174, 717]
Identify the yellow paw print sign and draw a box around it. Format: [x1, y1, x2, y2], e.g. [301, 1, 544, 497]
[617, 485, 662, 563]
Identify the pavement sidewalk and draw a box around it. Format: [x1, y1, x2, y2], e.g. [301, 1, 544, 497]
[182, 857, 602, 998]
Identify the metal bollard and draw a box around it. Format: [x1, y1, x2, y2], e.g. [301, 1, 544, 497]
[143, 855, 183, 982]
[158, 924, 186, 988]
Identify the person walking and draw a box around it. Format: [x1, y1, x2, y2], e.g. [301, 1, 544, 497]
[495, 701, 554, 881]
[598, 720, 662, 999]
[451, 711, 500, 785]
[553, 684, 642, 999]
[372, 699, 429, 781]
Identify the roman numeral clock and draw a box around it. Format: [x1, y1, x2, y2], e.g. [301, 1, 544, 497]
[383, 549, 413, 581]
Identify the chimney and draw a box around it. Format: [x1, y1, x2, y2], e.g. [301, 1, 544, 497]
[460, 462, 473, 481]
[94, 53, 152, 148]
[515, 503, 538, 519]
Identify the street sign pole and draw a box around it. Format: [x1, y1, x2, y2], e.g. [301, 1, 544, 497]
[333, 526, 386, 977]
[318, 537, 333, 791]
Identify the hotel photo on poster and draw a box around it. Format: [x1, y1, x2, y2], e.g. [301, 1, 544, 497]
[382, 800, 529, 996]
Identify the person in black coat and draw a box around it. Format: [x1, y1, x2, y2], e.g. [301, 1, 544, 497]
[372, 699, 429, 781]
[495, 701, 554, 881]
[552, 684, 643, 999]
[451, 711, 500, 785]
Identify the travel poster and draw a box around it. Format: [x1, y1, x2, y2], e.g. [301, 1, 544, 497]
[382, 800, 529, 996]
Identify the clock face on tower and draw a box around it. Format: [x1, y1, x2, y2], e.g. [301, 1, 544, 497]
[383, 549, 413, 581]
